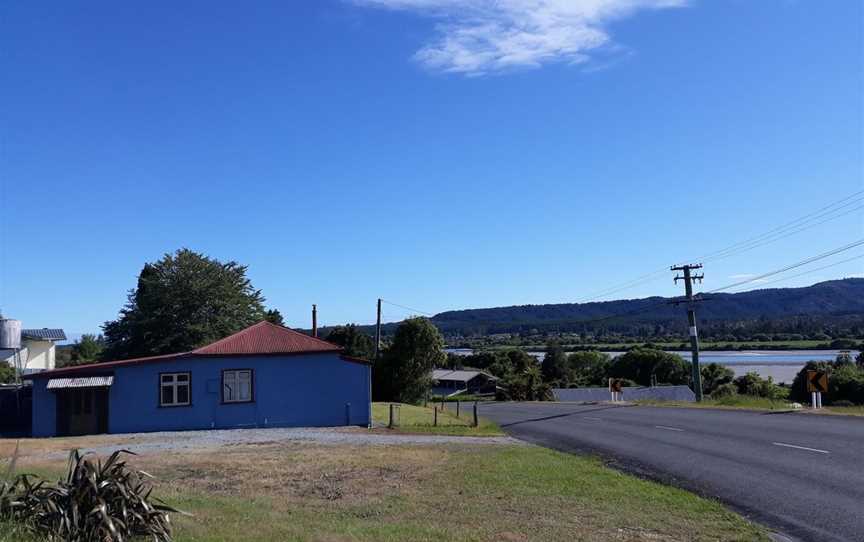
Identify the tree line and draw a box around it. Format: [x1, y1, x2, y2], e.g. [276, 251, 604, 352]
[3, 248, 862, 407]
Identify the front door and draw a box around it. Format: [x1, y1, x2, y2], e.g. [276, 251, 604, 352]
[56, 388, 109, 436]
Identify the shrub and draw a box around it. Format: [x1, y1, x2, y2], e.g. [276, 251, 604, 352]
[609, 348, 690, 387]
[700, 363, 734, 395]
[733, 372, 786, 400]
[790, 361, 864, 405]
[1, 449, 182, 541]
[710, 382, 738, 399]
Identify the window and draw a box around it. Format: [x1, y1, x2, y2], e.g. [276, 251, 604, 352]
[160, 372, 191, 407]
[222, 369, 253, 403]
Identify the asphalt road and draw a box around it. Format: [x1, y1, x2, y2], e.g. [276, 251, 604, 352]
[476, 402, 864, 542]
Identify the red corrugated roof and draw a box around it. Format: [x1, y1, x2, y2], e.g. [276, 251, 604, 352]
[26, 321, 357, 379]
[192, 321, 341, 355]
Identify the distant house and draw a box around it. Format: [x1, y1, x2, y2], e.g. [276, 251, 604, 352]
[431, 369, 498, 398]
[0, 328, 67, 374]
[24, 322, 371, 437]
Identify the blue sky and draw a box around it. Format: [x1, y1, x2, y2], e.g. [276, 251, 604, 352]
[1, 0, 862, 335]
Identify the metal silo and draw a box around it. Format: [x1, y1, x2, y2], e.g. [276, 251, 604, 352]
[0, 319, 22, 349]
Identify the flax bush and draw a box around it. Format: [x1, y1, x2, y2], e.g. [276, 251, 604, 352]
[1, 448, 182, 542]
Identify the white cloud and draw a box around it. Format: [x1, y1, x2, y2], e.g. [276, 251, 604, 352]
[351, 0, 686, 75]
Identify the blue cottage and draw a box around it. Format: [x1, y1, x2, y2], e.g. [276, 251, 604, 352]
[25, 322, 371, 437]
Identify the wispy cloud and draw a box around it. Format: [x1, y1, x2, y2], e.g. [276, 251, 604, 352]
[351, 0, 686, 75]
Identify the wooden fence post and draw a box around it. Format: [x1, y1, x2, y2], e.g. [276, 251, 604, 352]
[434, 406, 438, 427]
[389, 403, 395, 428]
[473, 401, 478, 427]
[456, 400, 460, 418]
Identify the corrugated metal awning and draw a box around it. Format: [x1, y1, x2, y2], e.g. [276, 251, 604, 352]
[47, 376, 114, 390]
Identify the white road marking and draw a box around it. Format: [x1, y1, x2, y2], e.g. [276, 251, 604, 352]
[772, 442, 830, 454]
[583, 417, 602, 421]
[655, 425, 684, 432]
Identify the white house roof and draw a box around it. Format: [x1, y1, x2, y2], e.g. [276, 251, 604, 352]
[431, 369, 498, 382]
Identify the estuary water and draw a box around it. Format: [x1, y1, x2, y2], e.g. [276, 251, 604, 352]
[445, 349, 855, 384]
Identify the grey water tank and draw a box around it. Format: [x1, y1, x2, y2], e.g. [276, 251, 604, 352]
[0, 319, 22, 349]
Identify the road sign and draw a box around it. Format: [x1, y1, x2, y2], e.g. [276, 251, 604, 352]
[608, 378, 623, 393]
[806, 370, 828, 394]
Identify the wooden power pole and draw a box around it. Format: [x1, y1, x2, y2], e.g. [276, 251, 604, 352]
[374, 298, 382, 360]
[672, 264, 704, 402]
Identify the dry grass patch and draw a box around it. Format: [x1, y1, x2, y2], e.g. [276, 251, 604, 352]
[141, 442, 439, 504]
[5, 441, 769, 541]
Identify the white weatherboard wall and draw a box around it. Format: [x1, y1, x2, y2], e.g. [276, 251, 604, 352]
[23, 340, 55, 371]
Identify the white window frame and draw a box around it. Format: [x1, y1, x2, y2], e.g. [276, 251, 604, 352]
[160, 372, 191, 407]
[222, 369, 253, 403]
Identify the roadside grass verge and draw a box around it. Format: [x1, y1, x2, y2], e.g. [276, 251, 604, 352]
[372, 402, 504, 436]
[636, 396, 864, 415]
[10, 441, 770, 541]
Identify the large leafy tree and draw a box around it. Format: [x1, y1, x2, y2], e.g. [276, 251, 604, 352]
[102, 249, 266, 360]
[264, 309, 285, 326]
[609, 347, 690, 387]
[375, 317, 445, 403]
[70, 334, 105, 365]
[540, 342, 569, 384]
[567, 351, 611, 387]
[326, 324, 375, 360]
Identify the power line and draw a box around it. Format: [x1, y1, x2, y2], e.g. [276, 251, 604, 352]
[576, 189, 864, 303]
[707, 238, 864, 294]
[695, 190, 863, 262]
[700, 202, 864, 264]
[380, 299, 436, 317]
[725, 253, 864, 292]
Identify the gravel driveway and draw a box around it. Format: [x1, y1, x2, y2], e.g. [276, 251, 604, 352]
[25, 427, 521, 460]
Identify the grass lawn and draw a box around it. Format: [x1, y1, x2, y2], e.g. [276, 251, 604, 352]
[4, 441, 770, 541]
[372, 402, 504, 436]
[637, 396, 864, 416]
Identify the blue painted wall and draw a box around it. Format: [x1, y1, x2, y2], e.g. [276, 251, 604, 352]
[31, 353, 371, 437]
[31, 378, 56, 437]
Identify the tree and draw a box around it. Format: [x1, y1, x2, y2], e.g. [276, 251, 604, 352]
[609, 347, 690, 387]
[264, 309, 285, 326]
[733, 372, 785, 399]
[0, 362, 15, 383]
[700, 363, 734, 396]
[857, 350, 864, 370]
[326, 324, 375, 360]
[567, 351, 611, 387]
[500, 364, 552, 401]
[70, 334, 105, 364]
[375, 318, 445, 403]
[540, 342, 569, 384]
[102, 249, 266, 360]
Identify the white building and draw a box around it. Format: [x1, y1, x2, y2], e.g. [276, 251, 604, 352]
[0, 328, 67, 374]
